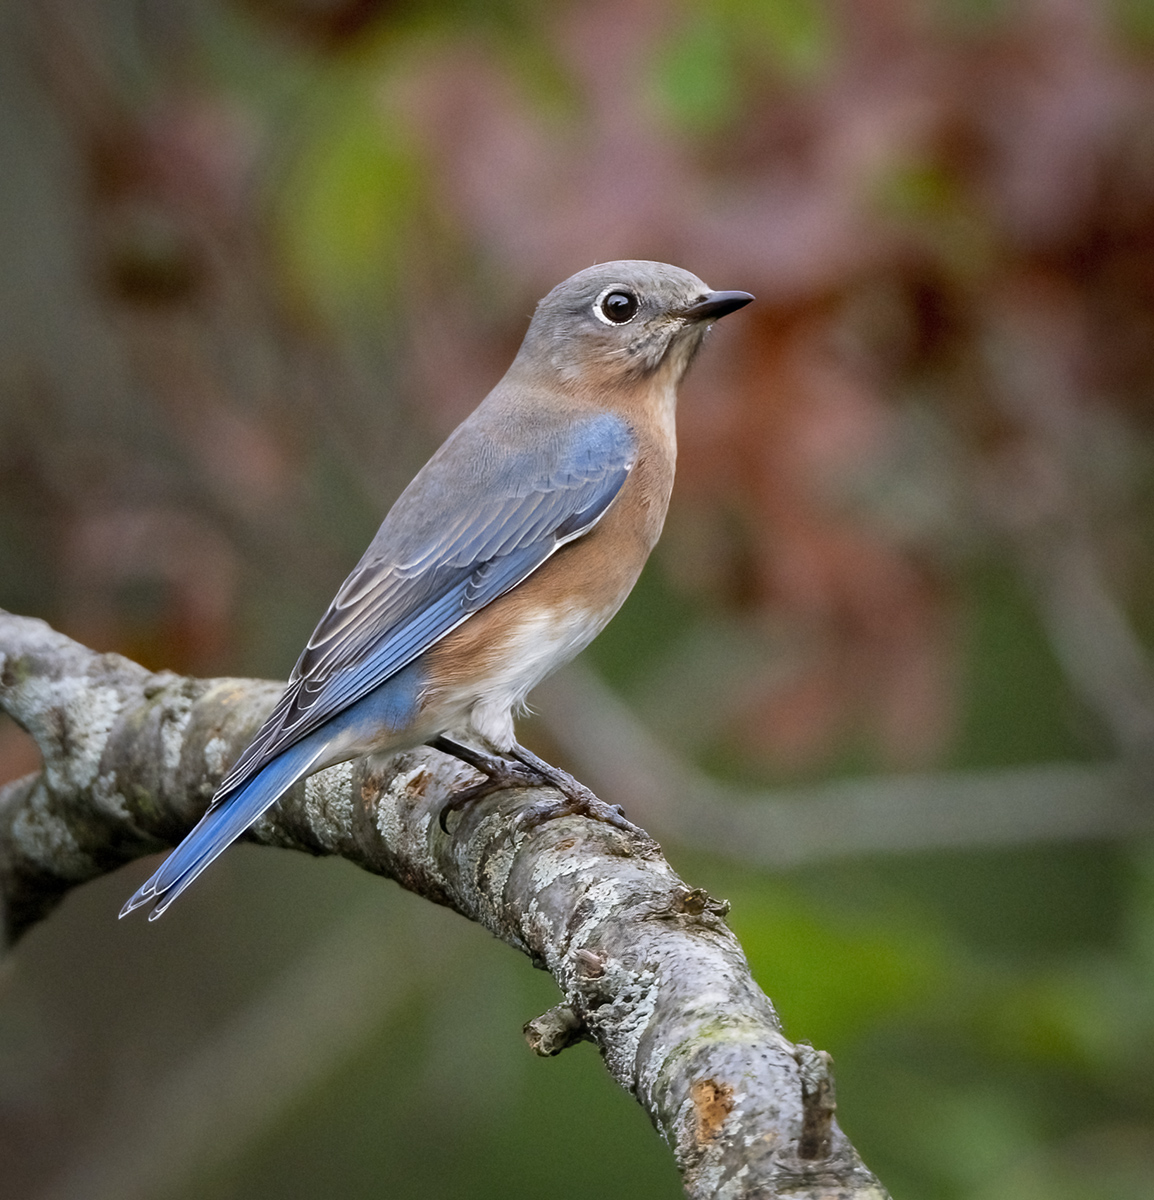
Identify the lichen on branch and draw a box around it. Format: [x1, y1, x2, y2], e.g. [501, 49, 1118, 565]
[0, 609, 888, 1200]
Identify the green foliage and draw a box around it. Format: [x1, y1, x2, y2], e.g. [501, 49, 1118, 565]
[724, 874, 946, 1046]
[955, 566, 1093, 768]
[275, 76, 424, 323]
[650, 11, 741, 133]
[649, 0, 833, 133]
[1114, 0, 1154, 47]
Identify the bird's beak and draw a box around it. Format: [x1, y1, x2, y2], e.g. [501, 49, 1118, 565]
[679, 290, 755, 323]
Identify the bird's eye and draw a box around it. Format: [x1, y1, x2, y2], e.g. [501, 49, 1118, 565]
[599, 290, 639, 324]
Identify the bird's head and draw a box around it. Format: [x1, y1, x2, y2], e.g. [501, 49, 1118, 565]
[513, 261, 753, 394]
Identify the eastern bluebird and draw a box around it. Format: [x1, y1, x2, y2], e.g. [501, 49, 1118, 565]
[121, 261, 753, 919]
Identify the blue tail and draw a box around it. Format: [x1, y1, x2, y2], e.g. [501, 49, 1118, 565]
[119, 738, 324, 921]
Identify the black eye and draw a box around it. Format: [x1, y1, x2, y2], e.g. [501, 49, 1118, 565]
[600, 290, 638, 324]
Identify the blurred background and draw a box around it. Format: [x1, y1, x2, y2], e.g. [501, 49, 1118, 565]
[2, 0, 1154, 1196]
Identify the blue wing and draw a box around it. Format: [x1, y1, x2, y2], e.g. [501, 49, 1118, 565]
[210, 408, 634, 800]
[121, 408, 636, 918]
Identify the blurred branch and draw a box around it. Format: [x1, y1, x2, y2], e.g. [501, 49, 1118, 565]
[984, 278, 1154, 761]
[36, 902, 424, 1200]
[536, 665, 1154, 866]
[1016, 522, 1154, 757]
[0, 610, 888, 1200]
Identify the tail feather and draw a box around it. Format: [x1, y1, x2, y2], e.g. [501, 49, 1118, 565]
[120, 740, 324, 920]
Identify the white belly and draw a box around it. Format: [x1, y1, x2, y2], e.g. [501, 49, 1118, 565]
[439, 604, 612, 752]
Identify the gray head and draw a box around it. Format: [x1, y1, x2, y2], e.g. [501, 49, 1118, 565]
[513, 261, 753, 390]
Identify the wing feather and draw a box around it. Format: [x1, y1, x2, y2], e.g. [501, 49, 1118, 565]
[216, 410, 635, 796]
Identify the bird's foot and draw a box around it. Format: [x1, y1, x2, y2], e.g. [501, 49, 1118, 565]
[430, 736, 649, 842]
[504, 744, 646, 837]
[432, 738, 544, 830]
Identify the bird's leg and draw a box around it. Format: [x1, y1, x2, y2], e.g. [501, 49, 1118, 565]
[505, 743, 644, 834]
[431, 736, 541, 804]
[431, 735, 546, 830]
[430, 736, 648, 840]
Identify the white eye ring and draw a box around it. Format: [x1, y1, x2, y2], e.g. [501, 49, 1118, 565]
[593, 286, 640, 326]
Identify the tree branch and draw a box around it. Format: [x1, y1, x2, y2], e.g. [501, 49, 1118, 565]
[0, 610, 888, 1200]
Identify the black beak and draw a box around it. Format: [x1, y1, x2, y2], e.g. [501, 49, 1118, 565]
[680, 290, 755, 323]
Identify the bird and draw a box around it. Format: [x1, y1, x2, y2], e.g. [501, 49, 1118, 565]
[120, 261, 753, 919]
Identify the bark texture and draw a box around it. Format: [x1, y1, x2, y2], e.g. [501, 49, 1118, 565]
[0, 609, 889, 1200]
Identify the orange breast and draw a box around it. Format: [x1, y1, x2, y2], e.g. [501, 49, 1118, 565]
[422, 437, 675, 704]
